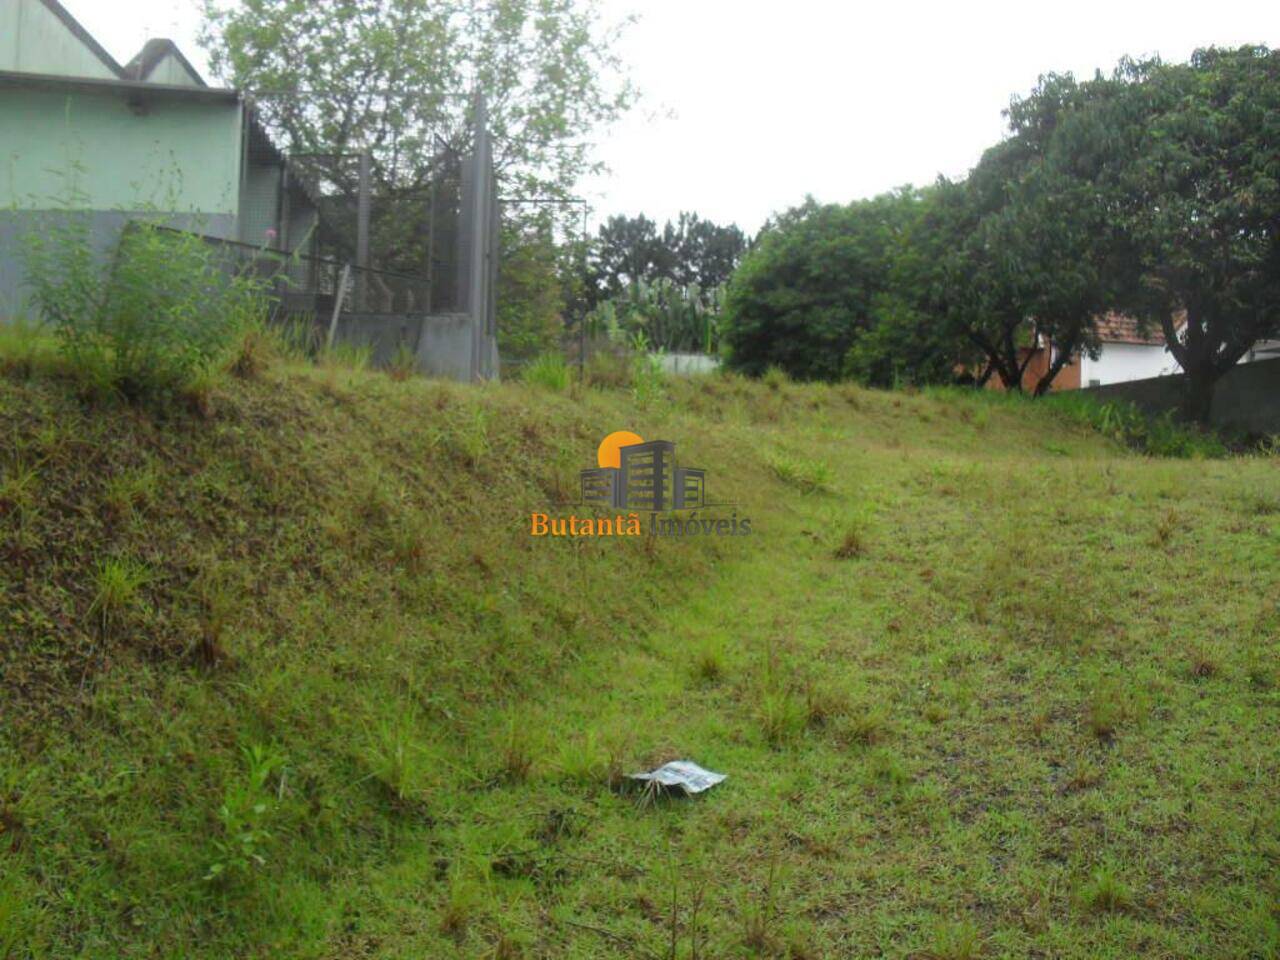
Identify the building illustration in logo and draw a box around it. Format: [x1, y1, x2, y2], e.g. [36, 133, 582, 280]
[581, 432, 709, 510]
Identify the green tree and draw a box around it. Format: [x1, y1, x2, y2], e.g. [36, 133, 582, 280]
[586, 212, 746, 308]
[907, 70, 1139, 396]
[1093, 48, 1280, 422]
[587, 214, 666, 305]
[721, 192, 920, 380]
[496, 222, 569, 365]
[200, 0, 636, 226]
[838, 186, 971, 387]
[662, 212, 748, 292]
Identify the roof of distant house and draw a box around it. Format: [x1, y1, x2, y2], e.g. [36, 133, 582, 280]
[1096, 312, 1182, 346]
[123, 38, 207, 87]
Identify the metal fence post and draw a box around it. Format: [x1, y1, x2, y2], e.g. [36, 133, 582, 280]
[426, 177, 437, 315]
[327, 262, 351, 351]
[467, 93, 492, 381]
[357, 151, 371, 311]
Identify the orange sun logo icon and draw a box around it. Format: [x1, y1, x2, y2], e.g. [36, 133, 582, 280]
[596, 430, 644, 469]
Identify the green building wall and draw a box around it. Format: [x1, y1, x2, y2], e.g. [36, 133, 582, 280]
[2, 87, 241, 214]
[0, 86, 244, 319]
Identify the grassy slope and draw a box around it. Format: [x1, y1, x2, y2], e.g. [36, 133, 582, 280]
[1, 362, 1278, 959]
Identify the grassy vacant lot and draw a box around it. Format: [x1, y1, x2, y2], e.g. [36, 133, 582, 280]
[1, 353, 1277, 958]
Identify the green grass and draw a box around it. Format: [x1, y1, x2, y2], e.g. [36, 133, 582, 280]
[0, 358, 1278, 958]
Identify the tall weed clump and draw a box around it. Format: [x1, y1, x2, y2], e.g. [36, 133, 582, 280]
[23, 214, 265, 401]
[520, 352, 572, 392]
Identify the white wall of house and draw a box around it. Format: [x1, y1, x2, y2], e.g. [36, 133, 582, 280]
[1080, 342, 1181, 387]
[655, 352, 721, 375]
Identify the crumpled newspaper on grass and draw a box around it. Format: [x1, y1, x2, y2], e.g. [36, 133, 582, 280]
[627, 760, 726, 796]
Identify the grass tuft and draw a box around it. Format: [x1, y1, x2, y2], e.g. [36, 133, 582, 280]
[758, 689, 806, 748]
[761, 365, 789, 392]
[520, 352, 572, 392]
[833, 523, 865, 559]
[86, 556, 150, 631]
[1078, 865, 1133, 914]
[923, 919, 984, 960]
[767, 452, 832, 494]
[1189, 648, 1219, 680]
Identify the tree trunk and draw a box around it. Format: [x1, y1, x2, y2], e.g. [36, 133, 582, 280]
[1180, 366, 1215, 425]
[1033, 366, 1060, 397]
[1173, 305, 1216, 425]
[1032, 332, 1080, 397]
[996, 366, 1023, 392]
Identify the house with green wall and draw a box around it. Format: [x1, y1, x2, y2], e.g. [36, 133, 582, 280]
[0, 0, 319, 320]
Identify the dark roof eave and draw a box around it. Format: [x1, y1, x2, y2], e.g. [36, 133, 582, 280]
[0, 69, 238, 104]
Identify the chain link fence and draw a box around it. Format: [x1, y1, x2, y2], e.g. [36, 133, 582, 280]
[178, 96, 499, 379]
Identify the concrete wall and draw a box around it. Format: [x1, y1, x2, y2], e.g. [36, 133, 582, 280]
[416, 313, 479, 381]
[0, 209, 235, 320]
[330, 312, 496, 383]
[1080, 341, 1181, 387]
[0, 0, 118, 79]
[331, 313, 424, 367]
[656, 352, 721, 375]
[1085, 356, 1280, 434]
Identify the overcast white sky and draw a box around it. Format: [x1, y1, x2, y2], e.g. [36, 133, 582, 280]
[65, 0, 1276, 233]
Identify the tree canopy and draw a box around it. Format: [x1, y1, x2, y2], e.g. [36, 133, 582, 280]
[722, 192, 921, 381]
[1098, 48, 1280, 420]
[722, 45, 1280, 420]
[585, 212, 747, 308]
[200, 0, 636, 203]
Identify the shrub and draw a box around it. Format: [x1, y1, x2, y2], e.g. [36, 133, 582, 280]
[630, 349, 666, 407]
[204, 745, 284, 885]
[23, 216, 266, 401]
[1047, 393, 1226, 458]
[584, 349, 633, 389]
[0, 320, 59, 380]
[520, 352, 571, 392]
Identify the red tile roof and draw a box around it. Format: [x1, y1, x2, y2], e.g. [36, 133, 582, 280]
[1095, 312, 1182, 345]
